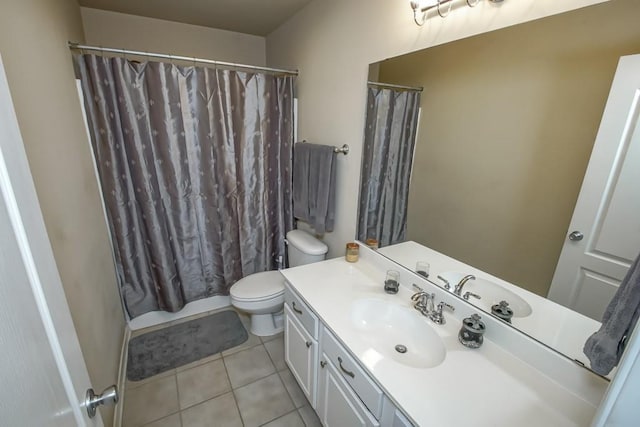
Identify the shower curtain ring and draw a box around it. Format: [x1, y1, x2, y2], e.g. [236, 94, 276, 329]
[467, 0, 480, 6]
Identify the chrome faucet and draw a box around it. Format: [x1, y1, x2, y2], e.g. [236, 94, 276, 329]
[429, 301, 455, 325]
[436, 275, 451, 291]
[411, 284, 434, 316]
[411, 285, 454, 325]
[454, 274, 476, 295]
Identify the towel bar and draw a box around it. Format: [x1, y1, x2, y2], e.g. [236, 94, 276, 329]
[297, 140, 349, 155]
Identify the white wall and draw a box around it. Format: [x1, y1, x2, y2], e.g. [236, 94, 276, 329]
[266, 0, 610, 258]
[81, 7, 266, 66]
[0, 1, 124, 425]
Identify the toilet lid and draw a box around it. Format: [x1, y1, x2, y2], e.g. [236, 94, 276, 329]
[231, 271, 284, 300]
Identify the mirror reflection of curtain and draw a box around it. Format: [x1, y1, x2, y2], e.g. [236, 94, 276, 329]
[358, 87, 420, 246]
[76, 54, 294, 318]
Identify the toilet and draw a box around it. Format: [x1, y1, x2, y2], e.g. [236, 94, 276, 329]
[230, 229, 328, 336]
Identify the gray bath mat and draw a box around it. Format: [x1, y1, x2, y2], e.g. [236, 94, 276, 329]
[127, 310, 248, 381]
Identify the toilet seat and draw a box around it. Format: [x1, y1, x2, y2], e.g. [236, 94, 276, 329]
[230, 270, 284, 302]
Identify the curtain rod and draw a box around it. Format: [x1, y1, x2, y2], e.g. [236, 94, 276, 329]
[367, 81, 423, 92]
[68, 42, 299, 76]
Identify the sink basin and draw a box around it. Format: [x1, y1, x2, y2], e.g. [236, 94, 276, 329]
[350, 298, 446, 368]
[441, 272, 532, 318]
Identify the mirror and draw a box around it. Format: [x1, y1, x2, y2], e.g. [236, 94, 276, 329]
[358, 0, 640, 371]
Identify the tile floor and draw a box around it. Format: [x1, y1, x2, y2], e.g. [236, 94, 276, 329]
[122, 310, 322, 427]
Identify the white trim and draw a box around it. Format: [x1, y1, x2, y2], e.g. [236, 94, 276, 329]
[113, 326, 131, 427]
[293, 97, 298, 143]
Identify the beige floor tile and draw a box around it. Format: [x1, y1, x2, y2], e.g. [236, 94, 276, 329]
[175, 351, 222, 373]
[278, 369, 308, 409]
[123, 375, 179, 427]
[262, 410, 305, 427]
[224, 345, 276, 388]
[298, 405, 322, 427]
[180, 392, 242, 427]
[142, 413, 181, 427]
[126, 368, 176, 391]
[260, 331, 284, 343]
[221, 332, 262, 357]
[264, 336, 286, 371]
[234, 373, 295, 427]
[177, 359, 231, 409]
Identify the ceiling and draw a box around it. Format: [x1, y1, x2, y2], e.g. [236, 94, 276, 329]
[78, 0, 312, 36]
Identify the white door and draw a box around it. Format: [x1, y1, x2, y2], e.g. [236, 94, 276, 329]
[0, 55, 103, 426]
[548, 54, 640, 320]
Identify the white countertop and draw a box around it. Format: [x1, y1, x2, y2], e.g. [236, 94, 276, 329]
[281, 255, 600, 427]
[378, 241, 602, 369]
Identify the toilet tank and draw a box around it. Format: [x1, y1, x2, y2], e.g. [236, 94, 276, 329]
[286, 230, 328, 267]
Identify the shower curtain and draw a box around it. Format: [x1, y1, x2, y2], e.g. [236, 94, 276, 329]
[76, 54, 294, 318]
[357, 86, 420, 247]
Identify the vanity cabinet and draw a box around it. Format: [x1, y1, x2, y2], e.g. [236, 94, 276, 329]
[284, 282, 414, 427]
[284, 287, 319, 407]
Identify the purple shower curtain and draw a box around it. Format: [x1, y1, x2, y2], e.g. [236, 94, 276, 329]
[358, 87, 421, 247]
[76, 54, 294, 318]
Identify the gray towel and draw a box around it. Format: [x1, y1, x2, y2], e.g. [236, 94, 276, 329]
[293, 142, 336, 234]
[584, 251, 640, 375]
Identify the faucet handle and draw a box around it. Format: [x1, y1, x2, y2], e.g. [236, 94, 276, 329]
[463, 291, 481, 301]
[412, 283, 424, 293]
[437, 301, 455, 313]
[429, 301, 455, 325]
[437, 275, 451, 291]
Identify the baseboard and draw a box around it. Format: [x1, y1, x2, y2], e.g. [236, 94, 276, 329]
[113, 325, 131, 427]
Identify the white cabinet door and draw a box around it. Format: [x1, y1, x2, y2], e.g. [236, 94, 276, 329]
[284, 304, 318, 407]
[317, 355, 380, 427]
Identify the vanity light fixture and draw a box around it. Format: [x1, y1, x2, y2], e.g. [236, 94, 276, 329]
[410, 0, 504, 26]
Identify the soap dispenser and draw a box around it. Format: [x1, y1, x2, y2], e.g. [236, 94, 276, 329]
[458, 313, 485, 349]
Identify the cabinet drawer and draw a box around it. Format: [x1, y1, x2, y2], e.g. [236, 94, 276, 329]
[321, 327, 384, 420]
[284, 282, 318, 339]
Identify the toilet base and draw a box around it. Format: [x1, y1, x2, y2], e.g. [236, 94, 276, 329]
[250, 310, 284, 336]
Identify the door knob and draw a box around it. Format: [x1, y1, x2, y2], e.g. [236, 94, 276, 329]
[85, 385, 118, 418]
[568, 231, 584, 241]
